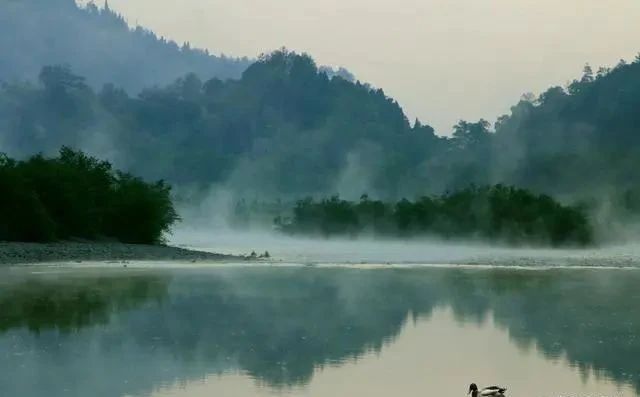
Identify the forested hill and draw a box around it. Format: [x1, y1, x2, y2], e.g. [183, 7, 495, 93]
[490, 57, 640, 197]
[0, 0, 250, 92]
[0, 50, 444, 197]
[2, 44, 640, 203]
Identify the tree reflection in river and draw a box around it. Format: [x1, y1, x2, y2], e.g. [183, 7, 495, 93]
[0, 272, 169, 333]
[0, 267, 638, 396]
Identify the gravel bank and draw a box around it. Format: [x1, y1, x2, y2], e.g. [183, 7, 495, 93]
[0, 242, 242, 265]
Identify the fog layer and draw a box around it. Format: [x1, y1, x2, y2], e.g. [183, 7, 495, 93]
[169, 225, 640, 267]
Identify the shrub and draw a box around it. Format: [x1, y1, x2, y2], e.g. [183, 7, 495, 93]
[276, 185, 593, 247]
[0, 148, 179, 244]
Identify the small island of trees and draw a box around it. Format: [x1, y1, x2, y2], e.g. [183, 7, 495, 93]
[0, 148, 179, 244]
[274, 186, 592, 247]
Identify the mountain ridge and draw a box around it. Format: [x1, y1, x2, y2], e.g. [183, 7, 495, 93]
[0, 0, 251, 92]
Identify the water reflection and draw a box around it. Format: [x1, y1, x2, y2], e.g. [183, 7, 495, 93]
[0, 267, 638, 397]
[0, 271, 168, 333]
[153, 308, 635, 397]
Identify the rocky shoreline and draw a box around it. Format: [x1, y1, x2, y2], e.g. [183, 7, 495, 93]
[0, 241, 243, 265]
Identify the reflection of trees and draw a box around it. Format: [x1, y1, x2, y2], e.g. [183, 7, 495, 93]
[0, 273, 169, 333]
[430, 269, 640, 392]
[130, 269, 443, 387]
[0, 268, 638, 396]
[470, 270, 640, 391]
[189, 269, 640, 391]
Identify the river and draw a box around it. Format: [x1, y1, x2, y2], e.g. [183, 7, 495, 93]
[1, 260, 638, 397]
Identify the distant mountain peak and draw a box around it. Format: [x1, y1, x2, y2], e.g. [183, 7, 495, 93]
[1, 0, 251, 92]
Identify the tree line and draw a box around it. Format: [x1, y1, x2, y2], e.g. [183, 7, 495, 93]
[3, 50, 640, 203]
[272, 185, 592, 246]
[0, 52, 409, 197]
[0, 148, 179, 244]
[4, 0, 640, 206]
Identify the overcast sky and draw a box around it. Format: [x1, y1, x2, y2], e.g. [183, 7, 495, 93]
[85, 0, 640, 134]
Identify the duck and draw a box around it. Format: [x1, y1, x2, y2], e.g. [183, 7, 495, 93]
[468, 383, 507, 397]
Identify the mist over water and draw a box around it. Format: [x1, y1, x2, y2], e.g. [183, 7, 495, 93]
[170, 225, 640, 268]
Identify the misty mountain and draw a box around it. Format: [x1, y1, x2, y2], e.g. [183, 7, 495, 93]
[0, 50, 443, 198]
[2, 36, 640, 207]
[489, 59, 640, 197]
[0, 0, 250, 92]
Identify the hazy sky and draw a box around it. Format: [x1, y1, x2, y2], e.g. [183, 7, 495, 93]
[85, 0, 640, 134]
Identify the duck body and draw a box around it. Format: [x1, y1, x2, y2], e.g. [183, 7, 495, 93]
[480, 386, 507, 396]
[469, 383, 507, 397]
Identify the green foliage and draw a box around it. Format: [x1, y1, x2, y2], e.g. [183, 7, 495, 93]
[277, 185, 592, 246]
[492, 58, 640, 195]
[0, 148, 179, 244]
[452, 119, 491, 149]
[105, 174, 178, 244]
[0, 50, 441, 197]
[3, 49, 640, 213]
[0, 154, 56, 242]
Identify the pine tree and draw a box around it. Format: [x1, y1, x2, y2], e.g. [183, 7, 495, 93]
[581, 64, 594, 83]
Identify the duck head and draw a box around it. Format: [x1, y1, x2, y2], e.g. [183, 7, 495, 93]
[468, 383, 479, 397]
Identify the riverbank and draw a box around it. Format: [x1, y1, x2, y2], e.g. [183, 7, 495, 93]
[0, 241, 243, 265]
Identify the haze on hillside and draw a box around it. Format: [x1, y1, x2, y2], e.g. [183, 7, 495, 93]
[77, 0, 640, 133]
[0, 0, 250, 93]
[4, 0, 640, 247]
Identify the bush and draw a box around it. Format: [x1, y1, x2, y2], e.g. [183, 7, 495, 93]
[276, 185, 593, 247]
[105, 174, 178, 244]
[0, 148, 179, 244]
[0, 155, 56, 242]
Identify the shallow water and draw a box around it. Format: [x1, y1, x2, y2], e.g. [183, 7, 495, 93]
[171, 229, 640, 267]
[0, 265, 639, 397]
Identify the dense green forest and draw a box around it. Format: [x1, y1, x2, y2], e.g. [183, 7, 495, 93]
[2, 49, 640, 203]
[0, 148, 178, 244]
[2, 0, 640, 243]
[490, 58, 640, 195]
[270, 186, 592, 246]
[0, 52, 416, 196]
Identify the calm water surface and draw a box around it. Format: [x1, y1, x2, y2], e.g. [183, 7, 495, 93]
[1, 265, 638, 397]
